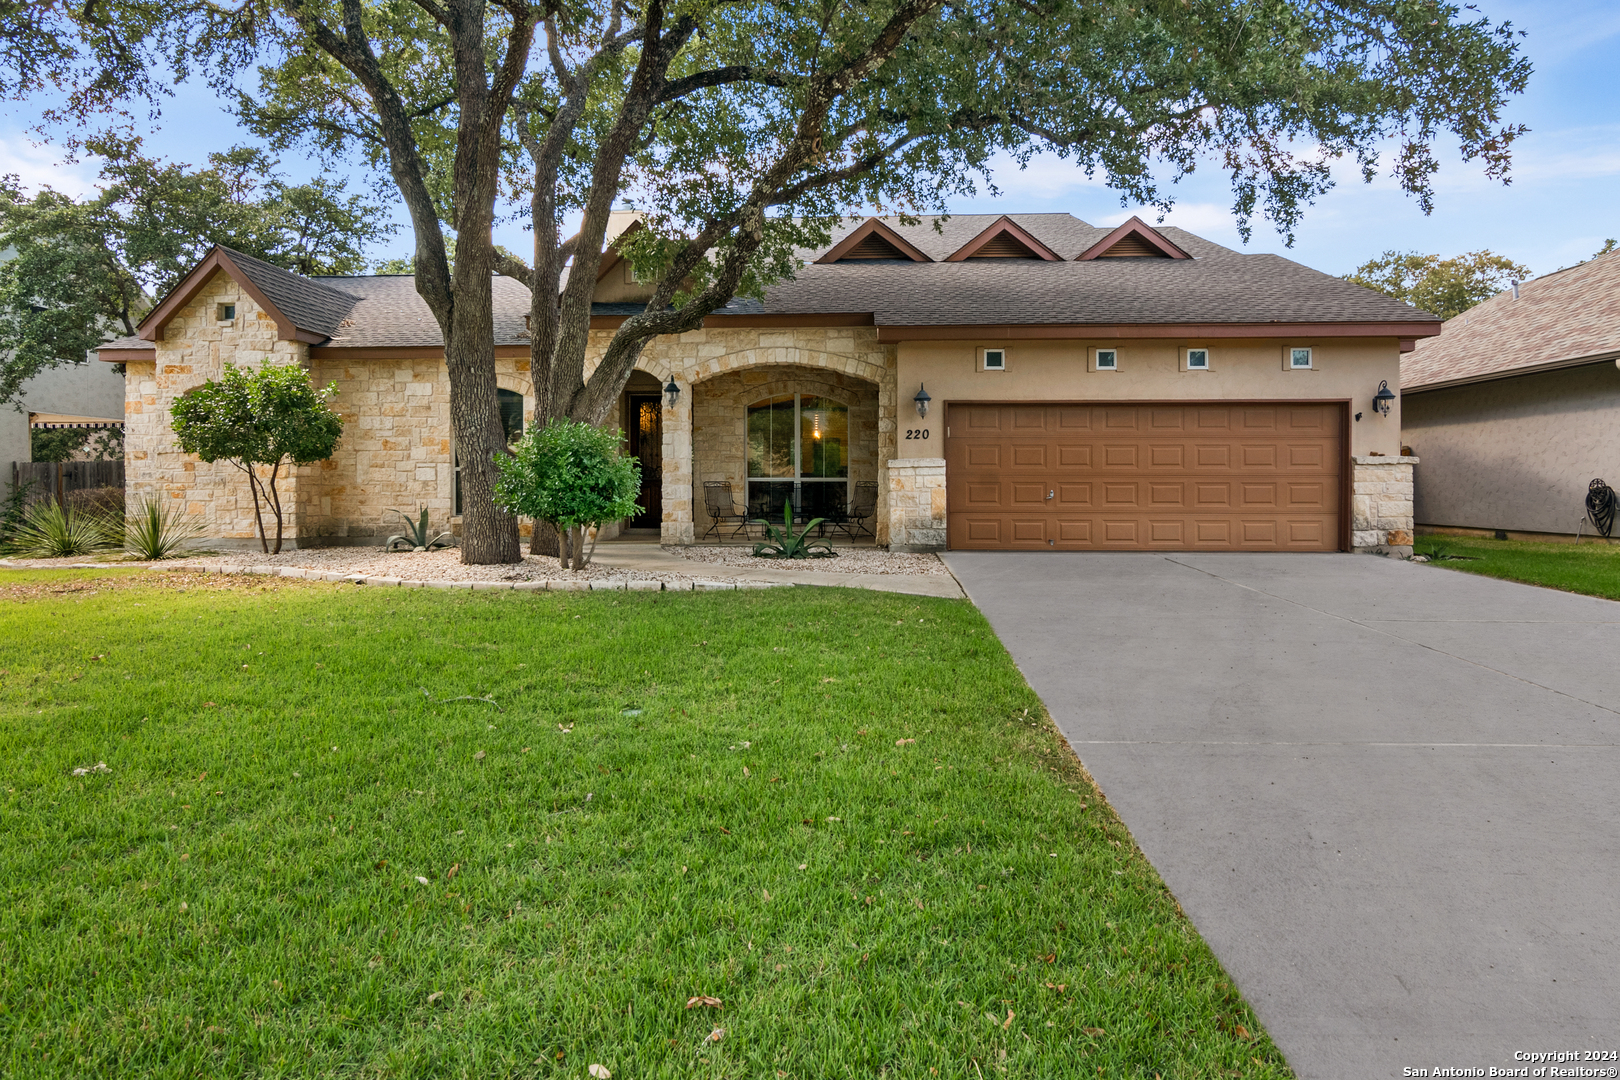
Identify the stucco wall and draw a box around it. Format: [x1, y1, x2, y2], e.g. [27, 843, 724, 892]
[690, 364, 879, 537]
[1401, 361, 1620, 535]
[3, 351, 128, 482]
[126, 271, 309, 546]
[895, 338, 1406, 458]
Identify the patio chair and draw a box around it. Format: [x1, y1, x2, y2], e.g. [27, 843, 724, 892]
[818, 486, 854, 539]
[845, 480, 878, 539]
[702, 481, 750, 541]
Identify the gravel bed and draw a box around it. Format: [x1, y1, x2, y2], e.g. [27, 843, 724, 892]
[2, 550, 695, 584]
[663, 545, 950, 575]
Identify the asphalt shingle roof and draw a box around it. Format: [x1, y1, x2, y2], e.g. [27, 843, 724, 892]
[1403, 251, 1620, 391]
[111, 216, 1433, 354]
[220, 247, 360, 339]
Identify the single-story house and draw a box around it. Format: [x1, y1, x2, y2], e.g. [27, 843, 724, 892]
[97, 212, 1437, 553]
[1401, 250, 1620, 540]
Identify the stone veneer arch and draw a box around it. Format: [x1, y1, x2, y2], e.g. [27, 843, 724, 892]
[683, 345, 888, 388]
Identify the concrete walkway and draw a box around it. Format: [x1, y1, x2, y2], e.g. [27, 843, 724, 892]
[944, 552, 1620, 1080]
[592, 542, 965, 598]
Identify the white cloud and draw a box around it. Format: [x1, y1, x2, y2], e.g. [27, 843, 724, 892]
[0, 130, 100, 197]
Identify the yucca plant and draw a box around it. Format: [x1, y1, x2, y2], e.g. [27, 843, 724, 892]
[385, 506, 454, 552]
[751, 501, 836, 559]
[4, 499, 118, 558]
[124, 494, 207, 560]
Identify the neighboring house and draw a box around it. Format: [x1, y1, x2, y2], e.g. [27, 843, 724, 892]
[95, 213, 1436, 553]
[1401, 251, 1620, 539]
[2, 361, 126, 479]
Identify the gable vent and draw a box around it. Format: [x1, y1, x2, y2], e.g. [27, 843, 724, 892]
[841, 231, 908, 259]
[969, 232, 1042, 258]
[1096, 232, 1169, 258]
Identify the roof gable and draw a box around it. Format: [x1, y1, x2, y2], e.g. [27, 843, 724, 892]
[815, 218, 932, 263]
[1075, 217, 1192, 261]
[945, 216, 1062, 262]
[136, 246, 360, 344]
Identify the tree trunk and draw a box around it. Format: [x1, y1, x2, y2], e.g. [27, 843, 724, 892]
[531, 518, 559, 557]
[557, 522, 572, 569]
[445, 258, 522, 565]
[571, 524, 586, 571]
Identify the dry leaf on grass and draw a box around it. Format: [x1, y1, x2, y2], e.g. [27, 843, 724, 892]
[415, 876, 430, 885]
[427, 991, 444, 1005]
[895, 738, 916, 746]
[446, 863, 460, 880]
[1233, 1024, 1251, 1040]
[708, 1028, 725, 1043]
[588, 1065, 612, 1079]
[685, 995, 722, 1009]
[474, 750, 486, 761]
[1002, 1010, 1015, 1030]
[1082, 1027, 1105, 1037]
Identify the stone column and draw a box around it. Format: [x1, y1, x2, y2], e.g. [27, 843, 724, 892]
[661, 379, 695, 545]
[875, 347, 898, 545]
[1351, 455, 1417, 556]
[887, 457, 946, 552]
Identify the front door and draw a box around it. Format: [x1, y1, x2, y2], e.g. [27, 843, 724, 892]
[627, 394, 662, 528]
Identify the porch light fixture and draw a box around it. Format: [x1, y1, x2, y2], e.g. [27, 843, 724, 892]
[664, 376, 681, 408]
[913, 383, 931, 419]
[1372, 380, 1396, 416]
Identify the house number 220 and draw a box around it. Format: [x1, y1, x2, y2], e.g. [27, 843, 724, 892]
[905, 429, 930, 440]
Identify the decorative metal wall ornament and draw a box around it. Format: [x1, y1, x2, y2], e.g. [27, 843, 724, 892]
[1587, 479, 1617, 538]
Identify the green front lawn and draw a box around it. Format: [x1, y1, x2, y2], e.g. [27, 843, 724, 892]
[0, 570, 1287, 1078]
[1415, 534, 1620, 601]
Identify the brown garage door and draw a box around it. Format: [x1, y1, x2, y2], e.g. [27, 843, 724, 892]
[945, 402, 1342, 551]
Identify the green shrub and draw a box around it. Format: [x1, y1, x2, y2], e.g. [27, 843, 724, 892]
[3, 499, 116, 557]
[124, 494, 206, 560]
[493, 418, 641, 570]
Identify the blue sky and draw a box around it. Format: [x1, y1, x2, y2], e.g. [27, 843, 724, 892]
[2, 0, 1614, 280]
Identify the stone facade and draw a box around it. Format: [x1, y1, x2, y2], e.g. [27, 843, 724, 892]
[1351, 456, 1417, 556]
[690, 364, 879, 539]
[297, 355, 536, 543]
[126, 271, 311, 548]
[624, 325, 897, 545]
[887, 457, 947, 552]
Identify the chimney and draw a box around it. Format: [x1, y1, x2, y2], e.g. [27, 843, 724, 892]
[1510, 279, 1520, 300]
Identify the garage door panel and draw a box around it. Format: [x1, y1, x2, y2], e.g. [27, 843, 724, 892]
[1103, 483, 1139, 506]
[1010, 482, 1047, 506]
[946, 402, 1341, 552]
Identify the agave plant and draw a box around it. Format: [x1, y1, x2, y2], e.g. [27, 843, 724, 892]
[125, 494, 206, 560]
[751, 501, 836, 559]
[385, 506, 454, 552]
[4, 499, 118, 558]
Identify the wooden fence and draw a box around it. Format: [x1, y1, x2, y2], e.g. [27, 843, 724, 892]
[9, 460, 125, 505]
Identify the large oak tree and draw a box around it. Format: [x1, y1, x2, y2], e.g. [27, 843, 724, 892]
[6, 0, 1532, 562]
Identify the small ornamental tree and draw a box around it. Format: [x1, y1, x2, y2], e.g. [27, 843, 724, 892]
[170, 363, 343, 554]
[494, 419, 641, 571]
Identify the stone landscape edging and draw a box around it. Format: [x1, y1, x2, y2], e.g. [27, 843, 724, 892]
[150, 561, 789, 591]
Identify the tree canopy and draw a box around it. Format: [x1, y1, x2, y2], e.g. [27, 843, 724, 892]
[5, 0, 1534, 562]
[1345, 249, 1532, 320]
[0, 137, 393, 408]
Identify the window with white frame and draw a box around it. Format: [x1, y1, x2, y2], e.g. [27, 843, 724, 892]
[982, 348, 1006, 371]
[1290, 347, 1313, 369]
[1095, 348, 1118, 370]
[1186, 347, 1210, 370]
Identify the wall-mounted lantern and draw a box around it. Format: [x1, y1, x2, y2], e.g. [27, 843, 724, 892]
[664, 376, 681, 408]
[1373, 380, 1396, 416]
[914, 383, 931, 419]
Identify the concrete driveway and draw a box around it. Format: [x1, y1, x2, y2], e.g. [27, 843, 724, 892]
[944, 552, 1620, 1080]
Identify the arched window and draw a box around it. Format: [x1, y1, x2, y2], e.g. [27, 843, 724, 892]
[745, 394, 848, 519]
[456, 390, 525, 515]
